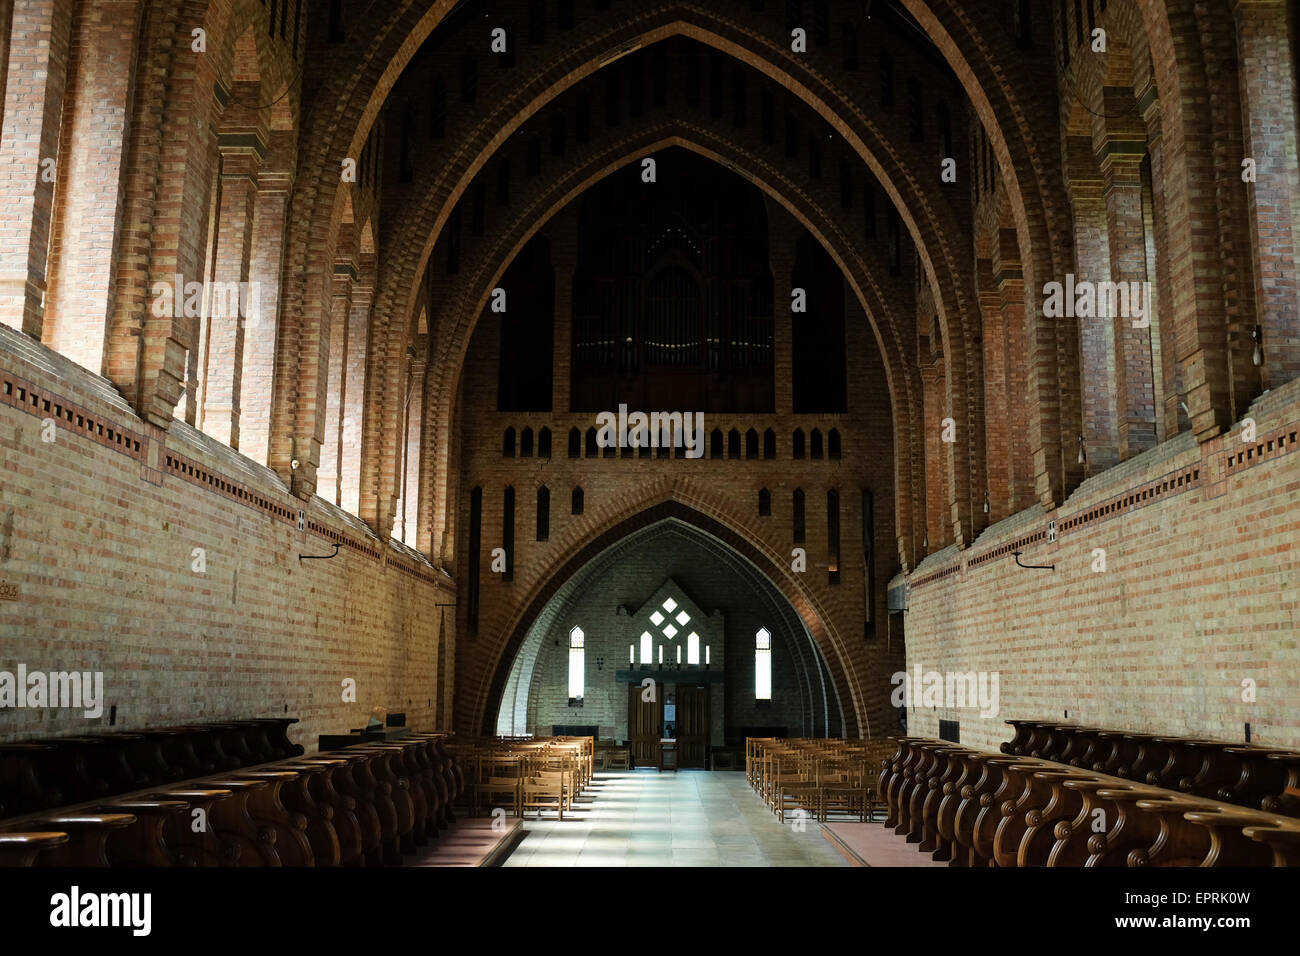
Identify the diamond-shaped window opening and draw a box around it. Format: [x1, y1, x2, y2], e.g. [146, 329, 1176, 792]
[675, 610, 690, 626]
[663, 624, 678, 639]
[661, 597, 678, 613]
[650, 610, 665, 626]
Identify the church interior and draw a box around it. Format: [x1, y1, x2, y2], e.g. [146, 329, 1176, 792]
[1, 0, 1299, 890]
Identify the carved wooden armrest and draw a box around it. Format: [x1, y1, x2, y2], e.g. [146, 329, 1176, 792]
[0, 831, 70, 866]
[97, 799, 189, 815]
[153, 788, 233, 801]
[33, 813, 136, 830]
[0, 832, 69, 846]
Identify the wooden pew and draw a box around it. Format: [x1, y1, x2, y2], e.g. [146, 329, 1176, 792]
[0, 724, 480, 868]
[0, 832, 68, 867]
[882, 737, 1300, 868]
[1000, 721, 1300, 818]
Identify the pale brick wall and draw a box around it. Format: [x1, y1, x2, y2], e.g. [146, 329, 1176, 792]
[0, 327, 452, 748]
[903, 380, 1300, 752]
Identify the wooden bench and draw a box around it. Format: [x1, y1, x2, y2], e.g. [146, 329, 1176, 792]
[882, 736, 1300, 867]
[1001, 720, 1300, 816]
[0, 721, 466, 869]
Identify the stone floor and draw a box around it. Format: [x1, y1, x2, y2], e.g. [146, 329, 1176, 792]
[501, 769, 852, 867]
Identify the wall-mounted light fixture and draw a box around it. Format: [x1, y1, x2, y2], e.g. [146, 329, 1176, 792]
[299, 542, 341, 563]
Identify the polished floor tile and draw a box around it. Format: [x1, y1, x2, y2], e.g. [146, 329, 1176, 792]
[500, 770, 850, 868]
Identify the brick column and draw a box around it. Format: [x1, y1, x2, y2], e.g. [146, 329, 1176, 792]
[1101, 138, 1159, 459]
[340, 267, 372, 515]
[415, 352, 441, 560]
[996, 228, 1035, 510]
[43, 0, 142, 372]
[1067, 159, 1121, 474]
[0, 0, 74, 337]
[1234, 0, 1300, 388]
[921, 359, 946, 553]
[239, 168, 291, 465]
[0, 0, 12, 130]
[318, 269, 353, 507]
[978, 259, 1010, 523]
[1135, 86, 1187, 436]
[401, 353, 427, 547]
[199, 146, 261, 449]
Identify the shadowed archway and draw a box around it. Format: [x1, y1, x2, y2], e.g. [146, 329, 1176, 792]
[470, 497, 877, 739]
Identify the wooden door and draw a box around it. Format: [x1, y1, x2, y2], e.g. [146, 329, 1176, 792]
[627, 684, 663, 768]
[676, 685, 710, 769]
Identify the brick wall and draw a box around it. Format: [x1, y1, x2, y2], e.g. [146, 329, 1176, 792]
[0, 327, 452, 747]
[903, 379, 1300, 752]
[451, 198, 904, 738]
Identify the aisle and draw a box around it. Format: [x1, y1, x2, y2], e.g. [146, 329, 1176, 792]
[501, 770, 852, 867]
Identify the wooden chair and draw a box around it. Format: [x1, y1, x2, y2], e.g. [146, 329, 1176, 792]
[771, 753, 818, 824]
[476, 756, 524, 818]
[521, 771, 567, 820]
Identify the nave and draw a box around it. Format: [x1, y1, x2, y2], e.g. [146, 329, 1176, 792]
[501, 769, 849, 868]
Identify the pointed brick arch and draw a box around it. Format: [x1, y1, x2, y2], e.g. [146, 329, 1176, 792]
[469, 493, 867, 739]
[411, 127, 924, 585]
[276, 1, 1050, 554]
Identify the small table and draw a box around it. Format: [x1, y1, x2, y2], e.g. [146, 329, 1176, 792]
[658, 739, 677, 773]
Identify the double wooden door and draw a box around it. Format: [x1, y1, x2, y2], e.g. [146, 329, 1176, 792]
[676, 685, 710, 769]
[627, 684, 663, 767]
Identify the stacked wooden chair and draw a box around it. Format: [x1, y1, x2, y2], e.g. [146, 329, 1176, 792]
[444, 735, 594, 821]
[747, 737, 896, 823]
[0, 721, 467, 867]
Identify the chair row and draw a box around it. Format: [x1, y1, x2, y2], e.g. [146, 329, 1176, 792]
[746, 738, 896, 823]
[1001, 720, 1300, 817]
[882, 737, 1300, 867]
[443, 736, 595, 820]
[0, 731, 464, 867]
[0, 718, 304, 819]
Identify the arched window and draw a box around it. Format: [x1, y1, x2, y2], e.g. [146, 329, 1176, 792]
[755, 628, 772, 700]
[828, 428, 842, 459]
[568, 627, 585, 701]
[640, 630, 653, 664]
[568, 427, 581, 458]
[763, 428, 776, 459]
[711, 429, 724, 458]
[585, 427, 598, 456]
[811, 428, 824, 459]
[687, 631, 700, 665]
[571, 486, 584, 515]
[758, 488, 771, 516]
[728, 429, 741, 458]
[936, 100, 953, 157]
[468, 486, 482, 632]
[907, 77, 924, 141]
[503, 427, 516, 457]
[793, 428, 806, 459]
[430, 75, 447, 138]
[520, 427, 534, 457]
[536, 486, 550, 541]
[538, 427, 552, 458]
[745, 428, 759, 459]
[502, 486, 515, 581]
[827, 489, 840, 585]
